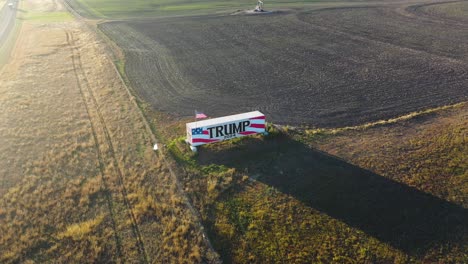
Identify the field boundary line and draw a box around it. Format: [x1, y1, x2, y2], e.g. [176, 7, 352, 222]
[279, 102, 467, 134]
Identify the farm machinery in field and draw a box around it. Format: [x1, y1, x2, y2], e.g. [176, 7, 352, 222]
[254, 0, 265, 12]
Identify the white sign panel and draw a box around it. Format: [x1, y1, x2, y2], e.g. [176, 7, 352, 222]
[186, 111, 266, 147]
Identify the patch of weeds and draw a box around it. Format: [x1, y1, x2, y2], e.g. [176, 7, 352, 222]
[201, 164, 230, 175]
[167, 137, 197, 167]
[225, 198, 252, 235]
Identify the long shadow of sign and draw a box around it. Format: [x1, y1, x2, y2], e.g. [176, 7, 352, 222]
[197, 134, 467, 255]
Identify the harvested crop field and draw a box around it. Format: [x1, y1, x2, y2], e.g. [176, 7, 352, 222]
[100, 0, 468, 127]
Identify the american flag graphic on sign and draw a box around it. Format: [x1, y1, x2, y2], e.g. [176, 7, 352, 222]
[239, 115, 265, 136]
[191, 127, 220, 144]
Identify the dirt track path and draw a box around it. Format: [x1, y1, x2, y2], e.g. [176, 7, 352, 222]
[0, 0, 218, 262]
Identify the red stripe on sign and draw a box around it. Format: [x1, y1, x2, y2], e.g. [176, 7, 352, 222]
[192, 138, 219, 143]
[240, 131, 257, 135]
[202, 130, 209, 135]
[250, 124, 265, 128]
[250, 116, 265, 120]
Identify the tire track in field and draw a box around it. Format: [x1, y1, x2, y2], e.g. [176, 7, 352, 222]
[404, 0, 468, 27]
[66, 30, 148, 263]
[66, 30, 125, 263]
[99, 23, 210, 111]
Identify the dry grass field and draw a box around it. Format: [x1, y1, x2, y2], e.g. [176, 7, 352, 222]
[0, 0, 218, 262]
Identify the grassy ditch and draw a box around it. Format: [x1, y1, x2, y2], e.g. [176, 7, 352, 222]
[20, 11, 73, 22]
[0, 3, 22, 66]
[17, 0, 74, 22]
[1, 0, 73, 66]
[0, 19, 20, 66]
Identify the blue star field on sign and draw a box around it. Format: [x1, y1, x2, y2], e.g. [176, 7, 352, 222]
[192, 128, 204, 135]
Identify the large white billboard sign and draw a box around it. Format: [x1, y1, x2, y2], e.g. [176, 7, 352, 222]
[186, 111, 266, 147]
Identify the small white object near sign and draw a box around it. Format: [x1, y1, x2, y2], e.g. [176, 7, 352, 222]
[186, 111, 266, 147]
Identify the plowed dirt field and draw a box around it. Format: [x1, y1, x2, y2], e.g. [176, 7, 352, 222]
[100, 0, 468, 127]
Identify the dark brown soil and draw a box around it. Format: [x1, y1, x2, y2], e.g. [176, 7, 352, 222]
[100, 1, 468, 127]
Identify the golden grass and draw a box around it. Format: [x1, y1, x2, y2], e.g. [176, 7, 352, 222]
[0, 2, 219, 261]
[58, 215, 105, 240]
